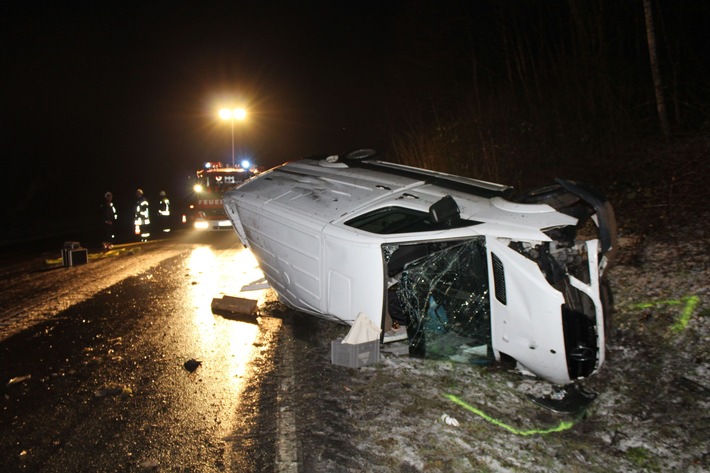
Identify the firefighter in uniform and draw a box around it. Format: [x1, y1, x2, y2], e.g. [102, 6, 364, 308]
[134, 188, 151, 241]
[100, 191, 118, 250]
[157, 190, 171, 233]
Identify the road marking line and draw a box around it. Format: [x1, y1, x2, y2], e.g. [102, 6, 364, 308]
[277, 316, 298, 472]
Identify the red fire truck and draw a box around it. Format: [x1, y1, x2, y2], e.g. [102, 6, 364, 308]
[189, 161, 255, 231]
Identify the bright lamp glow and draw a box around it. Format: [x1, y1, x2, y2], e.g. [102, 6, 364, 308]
[193, 184, 203, 193]
[219, 107, 247, 121]
[241, 160, 250, 169]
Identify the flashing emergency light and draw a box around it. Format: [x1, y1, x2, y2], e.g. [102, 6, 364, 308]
[241, 160, 251, 169]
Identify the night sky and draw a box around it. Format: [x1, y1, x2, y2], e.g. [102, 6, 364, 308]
[2, 1, 402, 242]
[1, 1, 707, 244]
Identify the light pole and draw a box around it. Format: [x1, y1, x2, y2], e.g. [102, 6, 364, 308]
[218, 107, 247, 167]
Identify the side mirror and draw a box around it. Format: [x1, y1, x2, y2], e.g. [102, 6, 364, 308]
[429, 195, 460, 224]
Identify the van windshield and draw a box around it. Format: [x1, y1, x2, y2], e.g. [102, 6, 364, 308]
[390, 238, 492, 362]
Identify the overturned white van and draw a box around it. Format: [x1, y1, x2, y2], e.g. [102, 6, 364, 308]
[223, 149, 616, 386]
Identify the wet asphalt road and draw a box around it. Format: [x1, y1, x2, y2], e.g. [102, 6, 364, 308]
[0, 232, 336, 472]
[3, 231, 706, 472]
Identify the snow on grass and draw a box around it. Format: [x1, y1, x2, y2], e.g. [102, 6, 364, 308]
[294, 220, 708, 472]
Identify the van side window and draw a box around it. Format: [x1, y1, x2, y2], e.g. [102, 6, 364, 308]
[345, 207, 477, 234]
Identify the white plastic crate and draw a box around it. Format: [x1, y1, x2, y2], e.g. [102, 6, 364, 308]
[330, 338, 379, 368]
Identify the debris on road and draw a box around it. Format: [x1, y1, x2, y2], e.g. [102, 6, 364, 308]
[183, 358, 202, 373]
[380, 341, 409, 356]
[527, 383, 597, 414]
[331, 338, 380, 368]
[211, 295, 258, 322]
[240, 277, 270, 292]
[331, 313, 381, 368]
[6, 374, 31, 387]
[440, 413, 459, 426]
[139, 458, 160, 470]
[93, 385, 132, 397]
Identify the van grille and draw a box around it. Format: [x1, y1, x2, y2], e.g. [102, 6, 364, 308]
[491, 253, 507, 305]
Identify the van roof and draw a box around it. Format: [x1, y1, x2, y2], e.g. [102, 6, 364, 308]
[233, 157, 511, 224]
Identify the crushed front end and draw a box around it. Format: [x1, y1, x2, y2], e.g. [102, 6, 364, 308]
[395, 179, 616, 386]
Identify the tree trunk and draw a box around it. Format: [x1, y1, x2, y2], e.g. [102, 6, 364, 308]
[643, 0, 670, 138]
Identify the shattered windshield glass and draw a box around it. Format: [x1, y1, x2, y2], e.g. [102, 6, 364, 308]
[395, 238, 492, 364]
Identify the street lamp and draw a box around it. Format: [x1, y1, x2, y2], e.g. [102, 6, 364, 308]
[218, 107, 247, 167]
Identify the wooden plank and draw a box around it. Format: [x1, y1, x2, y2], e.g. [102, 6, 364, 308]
[211, 295, 258, 322]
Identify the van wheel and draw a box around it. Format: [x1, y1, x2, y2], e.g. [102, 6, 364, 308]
[345, 149, 377, 160]
[515, 184, 581, 210]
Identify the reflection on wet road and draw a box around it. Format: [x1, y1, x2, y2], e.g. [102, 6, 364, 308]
[186, 244, 265, 420]
[0, 233, 282, 472]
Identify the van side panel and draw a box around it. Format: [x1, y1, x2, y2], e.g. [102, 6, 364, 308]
[324, 226, 386, 329]
[237, 205, 324, 314]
